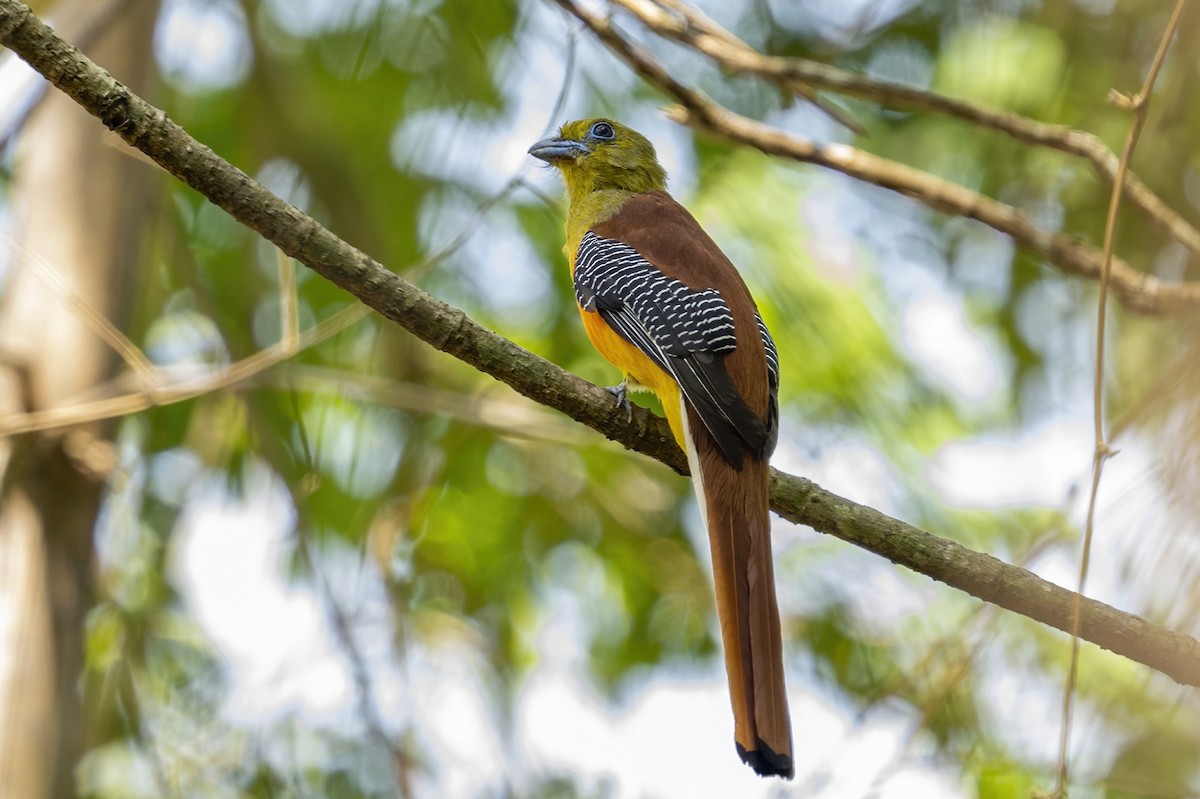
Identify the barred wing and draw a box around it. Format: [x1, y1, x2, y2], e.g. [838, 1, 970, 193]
[575, 231, 775, 466]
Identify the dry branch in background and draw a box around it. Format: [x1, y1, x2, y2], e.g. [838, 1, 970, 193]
[555, 0, 1200, 315]
[1, 0, 1200, 699]
[615, 0, 1200, 261]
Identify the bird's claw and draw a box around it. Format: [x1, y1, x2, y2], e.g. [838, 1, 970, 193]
[607, 381, 633, 422]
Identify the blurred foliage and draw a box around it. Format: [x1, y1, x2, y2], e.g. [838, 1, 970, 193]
[5, 0, 1200, 796]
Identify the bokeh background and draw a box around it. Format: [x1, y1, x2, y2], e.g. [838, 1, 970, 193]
[1, 0, 1199, 797]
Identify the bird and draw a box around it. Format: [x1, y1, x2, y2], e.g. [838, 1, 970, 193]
[529, 118, 792, 779]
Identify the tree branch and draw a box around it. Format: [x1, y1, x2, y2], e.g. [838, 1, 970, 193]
[2, 0, 1199, 685]
[615, 0, 1200, 262]
[554, 0, 1200, 315]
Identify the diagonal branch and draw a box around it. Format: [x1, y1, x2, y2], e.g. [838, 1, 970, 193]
[2, 0, 1199, 686]
[555, 0, 1200, 315]
[616, 0, 1200, 261]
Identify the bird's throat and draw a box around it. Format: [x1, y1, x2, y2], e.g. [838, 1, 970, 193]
[564, 188, 636, 262]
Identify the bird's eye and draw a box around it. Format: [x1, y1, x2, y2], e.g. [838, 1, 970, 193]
[590, 121, 616, 140]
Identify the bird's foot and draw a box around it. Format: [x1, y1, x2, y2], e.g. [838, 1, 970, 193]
[606, 380, 633, 422]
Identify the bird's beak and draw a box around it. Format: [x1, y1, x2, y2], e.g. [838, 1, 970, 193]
[528, 135, 589, 163]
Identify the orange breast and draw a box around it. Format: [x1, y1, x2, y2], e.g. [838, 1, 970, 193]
[578, 307, 666, 390]
[577, 305, 687, 451]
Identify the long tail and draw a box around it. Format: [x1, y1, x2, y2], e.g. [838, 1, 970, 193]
[683, 404, 793, 779]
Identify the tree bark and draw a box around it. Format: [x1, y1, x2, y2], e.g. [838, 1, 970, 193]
[0, 2, 157, 797]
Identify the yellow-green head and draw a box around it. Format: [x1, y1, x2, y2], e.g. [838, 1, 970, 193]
[529, 118, 668, 254]
[529, 118, 667, 201]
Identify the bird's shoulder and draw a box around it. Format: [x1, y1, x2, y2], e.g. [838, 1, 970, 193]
[588, 191, 739, 291]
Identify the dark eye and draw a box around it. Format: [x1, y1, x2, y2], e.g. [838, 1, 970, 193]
[590, 121, 615, 140]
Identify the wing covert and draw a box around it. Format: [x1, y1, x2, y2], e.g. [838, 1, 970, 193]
[575, 231, 771, 466]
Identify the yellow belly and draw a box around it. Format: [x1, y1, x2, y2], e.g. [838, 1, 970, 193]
[579, 306, 687, 452]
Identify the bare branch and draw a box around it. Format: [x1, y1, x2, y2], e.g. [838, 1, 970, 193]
[265, 364, 592, 447]
[2, 0, 1199, 687]
[556, 0, 1200, 315]
[617, 0, 1200, 261]
[0, 304, 371, 437]
[628, 0, 865, 135]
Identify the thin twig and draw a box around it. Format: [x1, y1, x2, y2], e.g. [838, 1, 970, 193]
[626, 0, 865, 135]
[1054, 1, 1189, 794]
[277, 249, 299, 355]
[1108, 352, 1194, 443]
[544, 17, 577, 132]
[264, 364, 591, 446]
[1, 230, 157, 389]
[0, 303, 370, 437]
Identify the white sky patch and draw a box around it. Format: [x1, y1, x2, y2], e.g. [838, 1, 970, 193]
[927, 415, 1091, 509]
[1041, 433, 1167, 612]
[391, 7, 580, 197]
[156, 0, 253, 92]
[765, 92, 854, 145]
[769, 0, 919, 43]
[975, 642, 1127, 784]
[774, 435, 902, 519]
[392, 111, 524, 195]
[901, 292, 1002, 403]
[495, 8, 584, 174]
[406, 638, 508, 799]
[169, 462, 511, 791]
[299, 399, 406, 499]
[458, 207, 554, 315]
[261, 0, 416, 38]
[878, 767, 964, 799]
[515, 627, 770, 797]
[928, 415, 1169, 615]
[260, 0, 341, 37]
[170, 466, 354, 728]
[0, 52, 43, 146]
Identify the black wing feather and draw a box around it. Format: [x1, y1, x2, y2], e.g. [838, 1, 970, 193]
[575, 232, 777, 467]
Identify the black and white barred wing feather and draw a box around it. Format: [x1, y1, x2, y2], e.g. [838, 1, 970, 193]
[575, 231, 778, 467]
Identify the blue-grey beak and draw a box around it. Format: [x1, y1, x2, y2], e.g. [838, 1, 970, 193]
[528, 135, 589, 163]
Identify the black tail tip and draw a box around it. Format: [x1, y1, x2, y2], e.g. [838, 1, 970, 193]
[736, 739, 794, 779]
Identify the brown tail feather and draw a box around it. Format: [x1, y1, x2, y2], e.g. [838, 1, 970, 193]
[686, 406, 793, 779]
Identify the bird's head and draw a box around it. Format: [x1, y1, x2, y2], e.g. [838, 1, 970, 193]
[529, 118, 667, 198]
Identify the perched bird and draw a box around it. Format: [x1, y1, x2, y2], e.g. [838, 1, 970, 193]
[530, 119, 791, 779]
